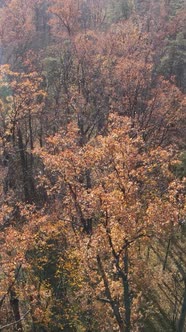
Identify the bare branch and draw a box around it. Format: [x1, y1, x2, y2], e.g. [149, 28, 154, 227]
[0, 310, 30, 331]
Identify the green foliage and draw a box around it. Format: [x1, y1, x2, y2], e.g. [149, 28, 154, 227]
[159, 32, 186, 90]
[171, 152, 186, 179]
[168, 0, 185, 15]
[26, 226, 84, 332]
[107, 0, 133, 21]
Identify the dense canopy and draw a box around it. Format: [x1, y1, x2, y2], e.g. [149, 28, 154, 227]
[0, 0, 185, 331]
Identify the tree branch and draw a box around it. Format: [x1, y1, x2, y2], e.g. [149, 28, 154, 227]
[0, 264, 22, 308]
[0, 309, 30, 331]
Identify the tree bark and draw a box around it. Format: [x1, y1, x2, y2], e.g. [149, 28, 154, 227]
[122, 248, 131, 332]
[28, 111, 34, 150]
[10, 289, 23, 332]
[177, 282, 186, 332]
[163, 237, 171, 271]
[18, 128, 29, 202]
[97, 254, 125, 332]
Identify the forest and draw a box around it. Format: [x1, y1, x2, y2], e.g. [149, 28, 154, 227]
[0, 0, 185, 331]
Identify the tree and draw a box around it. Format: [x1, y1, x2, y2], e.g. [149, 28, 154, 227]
[0, 0, 185, 330]
[36, 113, 185, 331]
[0, 65, 46, 203]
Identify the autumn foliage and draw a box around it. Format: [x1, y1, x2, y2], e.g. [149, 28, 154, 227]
[0, 0, 185, 331]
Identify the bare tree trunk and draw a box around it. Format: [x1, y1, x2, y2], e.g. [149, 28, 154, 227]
[177, 282, 186, 332]
[28, 111, 34, 151]
[163, 237, 171, 271]
[18, 128, 29, 202]
[10, 289, 23, 332]
[122, 248, 131, 332]
[97, 255, 125, 332]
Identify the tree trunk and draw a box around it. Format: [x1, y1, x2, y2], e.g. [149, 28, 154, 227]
[163, 237, 171, 271]
[177, 282, 186, 332]
[97, 255, 125, 332]
[10, 289, 23, 332]
[28, 111, 34, 150]
[122, 248, 131, 332]
[18, 128, 30, 202]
